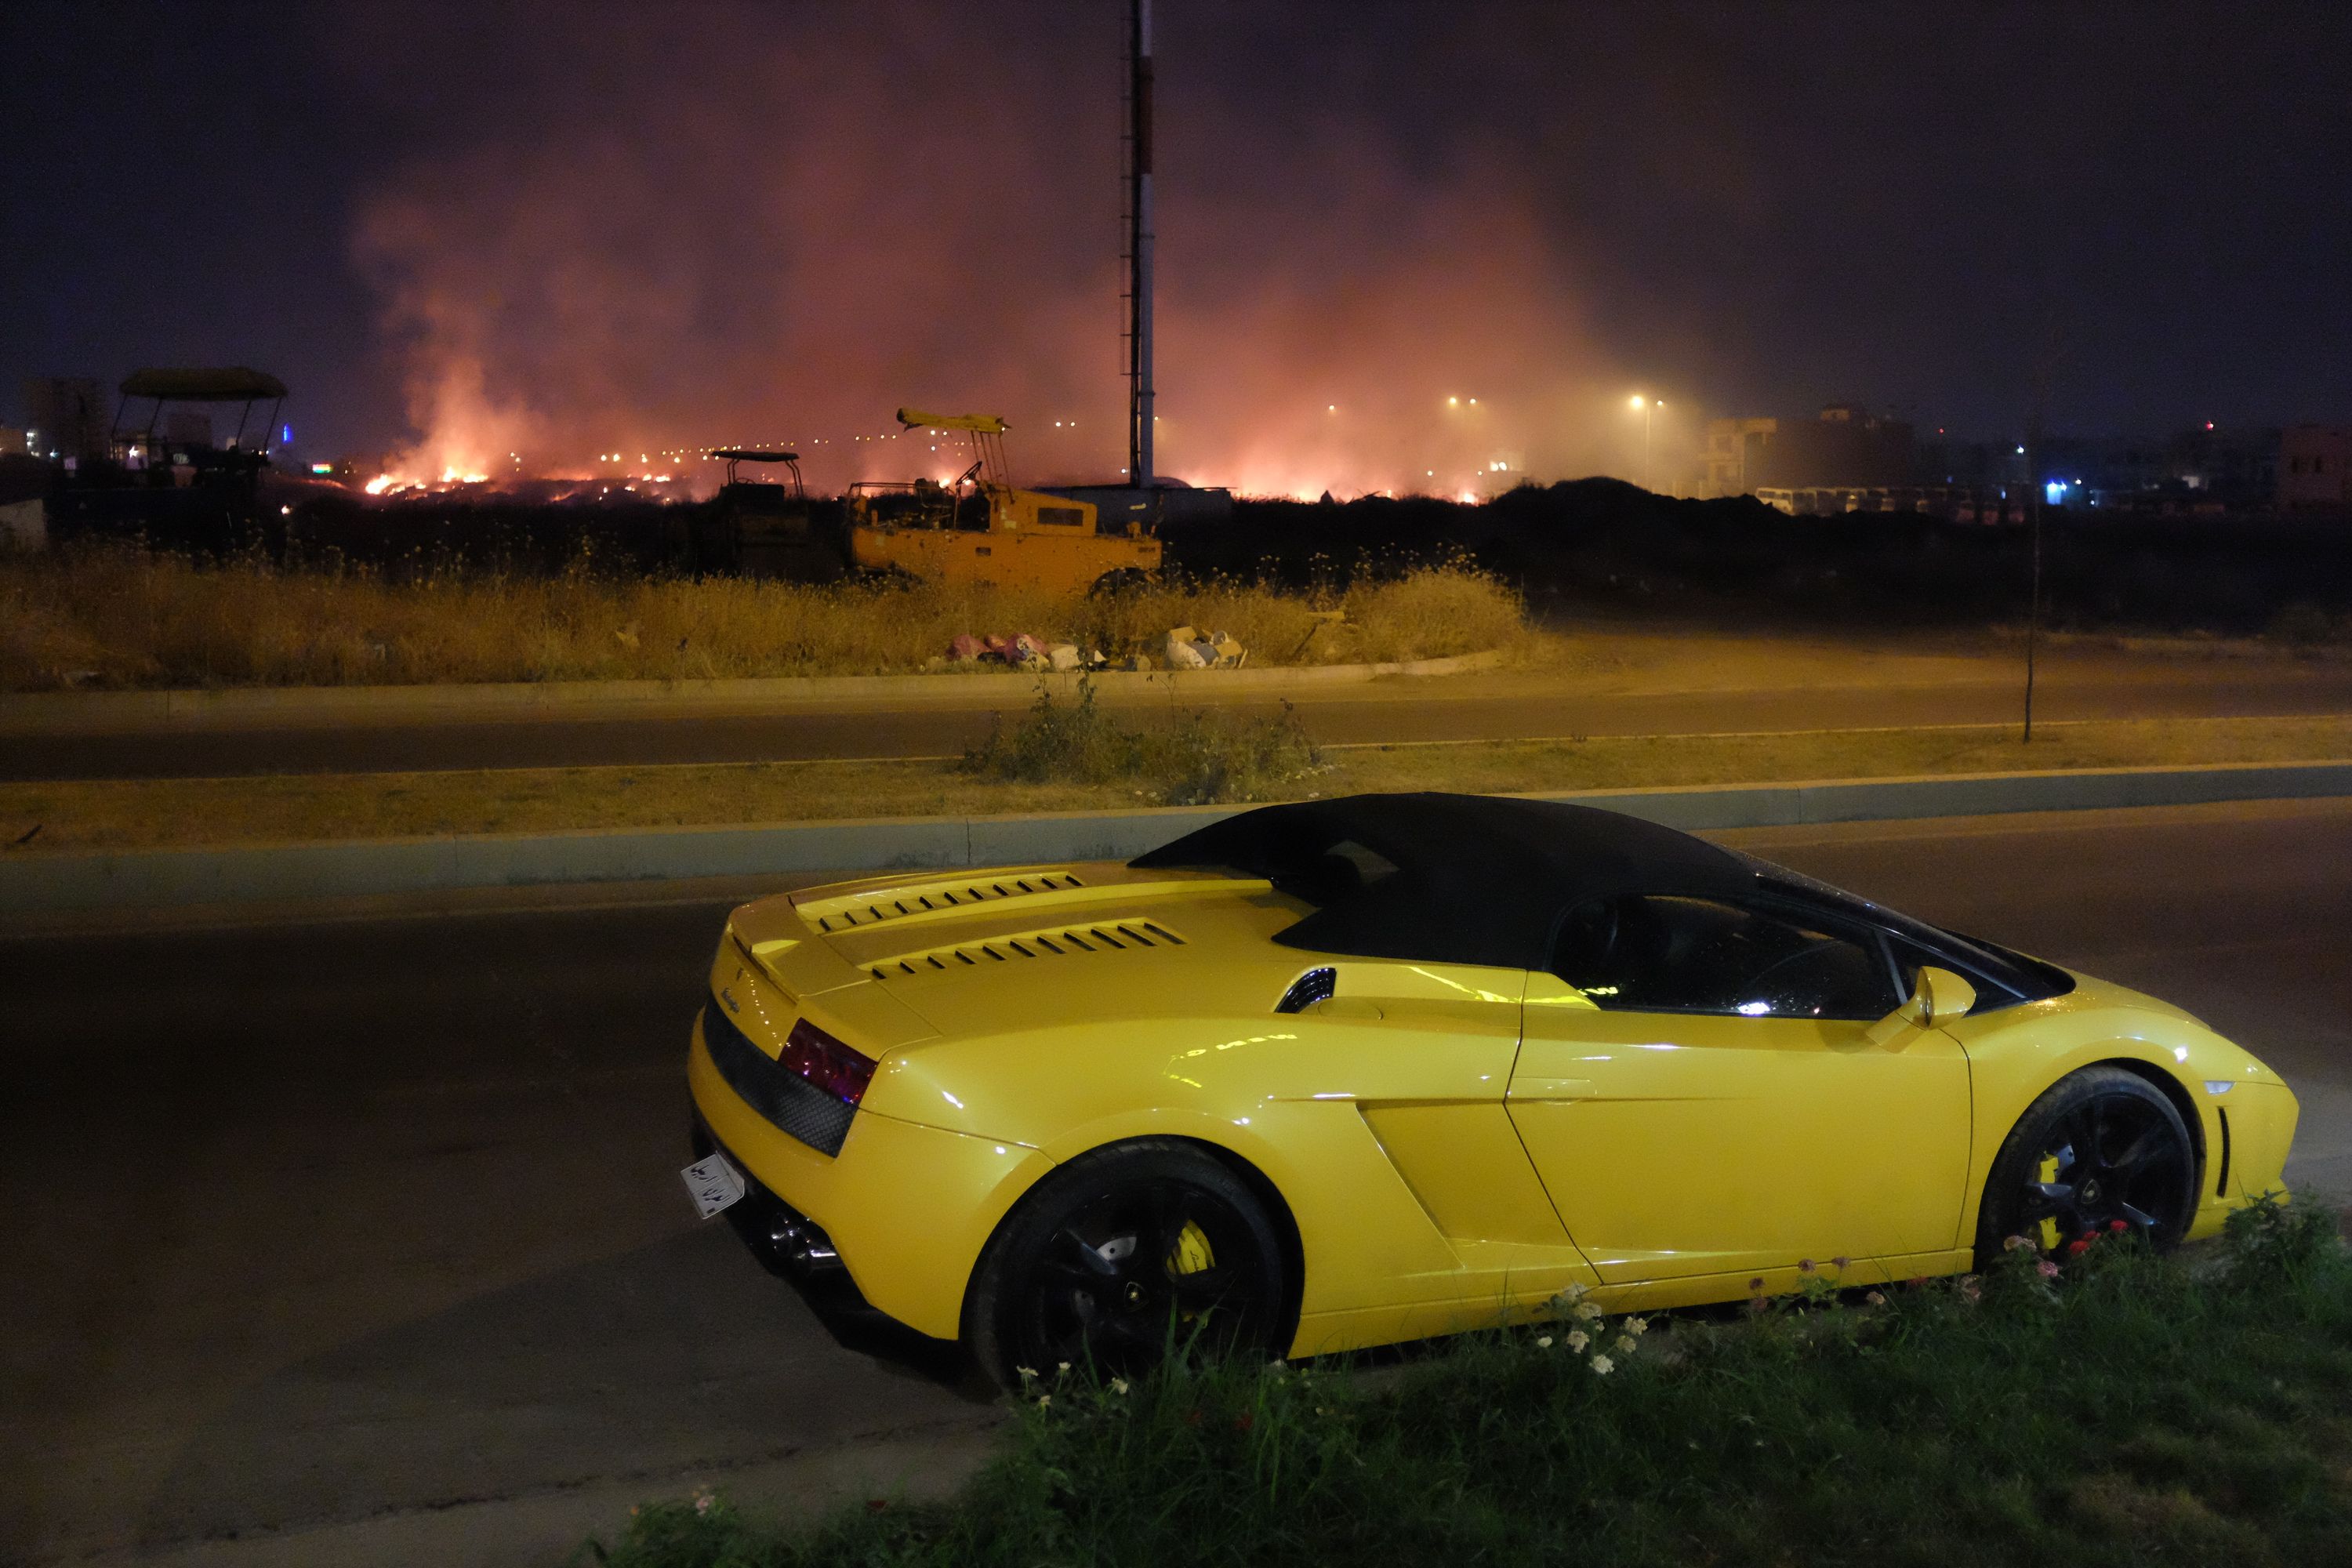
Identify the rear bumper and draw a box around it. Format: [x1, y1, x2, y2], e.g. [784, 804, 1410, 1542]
[690, 1109, 844, 1276]
[688, 1014, 1052, 1339]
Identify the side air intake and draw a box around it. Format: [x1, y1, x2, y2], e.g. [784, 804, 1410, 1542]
[1276, 967, 1338, 1014]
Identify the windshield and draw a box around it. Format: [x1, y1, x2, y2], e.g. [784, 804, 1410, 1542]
[1735, 851, 2073, 1001]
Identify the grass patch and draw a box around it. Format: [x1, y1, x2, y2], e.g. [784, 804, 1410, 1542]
[3, 713, 2348, 855]
[587, 1199, 2352, 1567]
[962, 677, 1322, 806]
[0, 547, 1524, 691]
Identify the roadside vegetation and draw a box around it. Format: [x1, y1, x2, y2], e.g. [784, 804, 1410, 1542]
[0, 546, 1523, 691]
[584, 1197, 2352, 1568]
[961, 677, 1321, 806]
[5, 712, 2349, 854]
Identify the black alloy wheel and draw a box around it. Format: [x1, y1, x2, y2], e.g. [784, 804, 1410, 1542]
[1975, 1065, 2198, 1264]
[966, 1140, 1290, 1389]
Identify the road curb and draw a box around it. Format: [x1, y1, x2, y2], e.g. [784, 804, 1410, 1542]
[5, 760, 2347, 914]
[0, 650, 1508, 734]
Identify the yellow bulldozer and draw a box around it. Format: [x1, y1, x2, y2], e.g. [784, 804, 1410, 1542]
[846, 408, 1161, 594]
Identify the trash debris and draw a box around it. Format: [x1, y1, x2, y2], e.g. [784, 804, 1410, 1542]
[948, 633, 985, 662]
[1047, 643, 1083, 672]
[1163, 630, 1208, 669]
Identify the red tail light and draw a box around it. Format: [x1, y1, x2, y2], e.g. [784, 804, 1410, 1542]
[778, 1017, 877, 1105]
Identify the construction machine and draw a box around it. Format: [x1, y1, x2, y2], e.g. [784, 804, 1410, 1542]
[845, 408, 1161, 593]
[43, 367, 289, 555]
[675, 448, 845, 580]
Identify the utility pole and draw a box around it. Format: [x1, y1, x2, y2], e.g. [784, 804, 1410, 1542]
[2023, 413, 2042, 742]
[1123, 0, 1155, 488]
[2022, 328, 2060, 743]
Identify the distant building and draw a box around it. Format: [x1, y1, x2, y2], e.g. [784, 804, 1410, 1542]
[2279, 425, 2350, 510]
[1702, 405, 1915, 496]
[23, 376, 107, 461]
[1702, 417, 1779, 496]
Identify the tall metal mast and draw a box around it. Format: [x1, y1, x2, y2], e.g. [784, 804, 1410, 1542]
[1123, 0, 1155, 487]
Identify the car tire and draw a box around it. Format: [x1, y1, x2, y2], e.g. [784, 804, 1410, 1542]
[1973, 1065, 2199, 1266]
[964, 1139, 1290, 1391]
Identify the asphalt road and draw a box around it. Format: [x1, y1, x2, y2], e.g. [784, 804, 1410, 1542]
[12, 663, 2352, 781]
[5, 797, 2348, 1564]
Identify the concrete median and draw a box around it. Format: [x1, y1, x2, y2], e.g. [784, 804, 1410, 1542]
[5, 759, 2348, 916]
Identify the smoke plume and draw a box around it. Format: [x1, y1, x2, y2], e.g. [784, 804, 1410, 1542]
[347, 2, 1629, 498]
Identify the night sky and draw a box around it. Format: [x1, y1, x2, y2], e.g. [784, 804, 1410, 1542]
[4, 1, 2347, 493]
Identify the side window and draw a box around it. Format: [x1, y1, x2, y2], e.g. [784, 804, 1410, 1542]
[1889, 936, 2025, 1012]
[1551, 895, 1896, 1021]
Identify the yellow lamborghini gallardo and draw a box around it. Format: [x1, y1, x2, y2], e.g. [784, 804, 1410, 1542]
[684, 793, 2297, 1386]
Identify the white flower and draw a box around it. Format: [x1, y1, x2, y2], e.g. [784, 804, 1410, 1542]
[1590, 1354, 1615, 1375]
[1109, 1377, 1131, 1396]
[1615, 1334, 1635, 1354]
[1536, 1335, 1554, 1348]
[1057, 1361, 1072, 1374]
[1573, 1302, 1603, 1322]
[1036, 1394, 1051, 1408]
[1015, 1366, 1039, 1382]
[1865, 1290, 1888, 1306]
[1626, 1316, 1649, 1335]
[1566, 1330, 1590, 1352]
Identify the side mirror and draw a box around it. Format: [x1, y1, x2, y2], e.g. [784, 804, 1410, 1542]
[1918, 965, 1977, 1025]
[1866, 965, 1976, 1047]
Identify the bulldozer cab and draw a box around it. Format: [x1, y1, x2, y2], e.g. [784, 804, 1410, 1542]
[844, 408, 1161, 593]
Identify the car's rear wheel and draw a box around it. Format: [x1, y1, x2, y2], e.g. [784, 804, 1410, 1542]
[1974, 1065, 2198, 1265]
[964, 1140, 1290, 1390]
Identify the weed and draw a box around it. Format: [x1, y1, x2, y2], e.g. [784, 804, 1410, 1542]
[2223, 1189, 2341, 1283]
[962, 676, 1321, 805]
[0, 546, 1521, 691]
[583, 1236, 2352, 1568]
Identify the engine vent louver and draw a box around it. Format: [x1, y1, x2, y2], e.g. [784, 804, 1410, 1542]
[808, 873, 1086, 933]
[868, 920, 1185, 981]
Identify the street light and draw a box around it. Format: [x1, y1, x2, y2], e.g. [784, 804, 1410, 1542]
[1629, 396, 1664, 491]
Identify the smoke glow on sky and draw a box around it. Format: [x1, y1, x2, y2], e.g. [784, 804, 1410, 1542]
[347, 5, 1635, 499]
[9, 2, 2347, 486]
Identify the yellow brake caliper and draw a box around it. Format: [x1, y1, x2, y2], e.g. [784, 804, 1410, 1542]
[1166, 1221, 1216, 1319]
[2036, 1154, 2062, 1251]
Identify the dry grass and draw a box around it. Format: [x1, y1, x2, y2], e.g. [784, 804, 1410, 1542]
[0, 548, 1524, 691]
[5, 713, 2345, 854]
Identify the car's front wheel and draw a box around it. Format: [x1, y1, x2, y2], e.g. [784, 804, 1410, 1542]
[1975, 1065, 2199, 1265]
[964, 1140, 1290, 1389]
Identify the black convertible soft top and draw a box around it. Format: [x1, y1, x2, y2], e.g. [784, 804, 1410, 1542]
[1131, 793, 1758, 969]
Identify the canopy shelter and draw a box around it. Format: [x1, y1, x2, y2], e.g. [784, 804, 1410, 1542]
[708, 448, 803, 492]
[895, 408, 1011, 489]
[114, 367, 288, 454]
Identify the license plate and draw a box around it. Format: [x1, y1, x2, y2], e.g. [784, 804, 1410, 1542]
[682, 1151, 746, 1219]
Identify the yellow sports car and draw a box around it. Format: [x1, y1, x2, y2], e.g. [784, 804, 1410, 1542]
[684, 793, 2296, 1385]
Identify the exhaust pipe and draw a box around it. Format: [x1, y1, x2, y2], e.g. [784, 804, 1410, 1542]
[762, 1209, 844, 1273]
